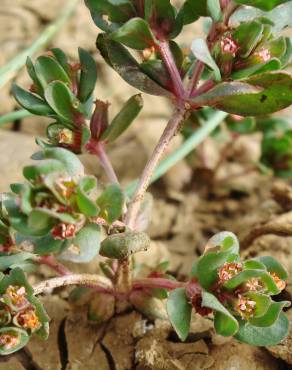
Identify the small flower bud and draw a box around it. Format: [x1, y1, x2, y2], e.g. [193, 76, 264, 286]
[51, 223, 76, 240]
[254, 48, 271, 63]
[142, 46, 156, 61]
[3, 286, 29, 311]
[218, 262, 243, 284]
[0, 332, 19, 351]
[14, 307, 41, 330]
[90, 100, 109, 140]
[244, 278, 264, 292]
[220, 36, 239, 57]
[270, 272, 286, 291]
[235, 294, 256, 319]
[54, 177, 76, 199]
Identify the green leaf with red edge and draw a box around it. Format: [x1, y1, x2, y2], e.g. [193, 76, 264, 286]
[96, 34, 172, 97]
[44, 81, 82, 124]
[191, 72, 292, 116]
[234, 0, 290, 11]
[167, 288, 192, 341]
[145, 0, 178, 38]
[235, 312, 289, 346]
[78, 48, 98, 103]
[101, 94, 143, 142]
[12, 84, 54, 116]
[202, 291, 239, 337]
[34, 55, 71, 89]
[110, 18, 156, 50]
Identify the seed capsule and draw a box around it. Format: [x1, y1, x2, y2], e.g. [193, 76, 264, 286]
[100, 231, 150, 259]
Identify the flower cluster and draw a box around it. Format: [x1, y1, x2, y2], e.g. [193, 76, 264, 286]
[2, 147, 124, 261]
[0, 269, 49, 355]
[212, 20, 288, 78]
[179, 232, 290, 342]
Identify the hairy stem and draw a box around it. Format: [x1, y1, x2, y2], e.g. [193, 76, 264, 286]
[33, 274, 113, 295]
[158, 40, 185, 101]
[125, 107, 188, 230]
[37, 255, 71, 276]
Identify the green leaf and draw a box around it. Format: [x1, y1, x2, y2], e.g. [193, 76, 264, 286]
[191, 39, 221, 81]
[197, 232, 240, 289]
[33, 234, 65, 255]
[100, 231, 150, 259]
[96, 184, 124, 223]
[192, 72, 292, 116]
[255, 256, 288, 280]
[26, 57, 43, 95]
[204, 231, 240, 255]
[110, 18, 155, 50]
[27, 210, 54, 234]
[78, 48, 98, 103]
[234, 0, 290, 11]
[249, 301, 290, 327]
[0, 252, 35, 272]
[0, 327, 30, 355]
[101, 94, 143, 142]
[50, 48, 69, 73]
[34, 55, 71, 89]
[44, 81, 82, 124]
[145, 0, 178, 38]
[76, 176, 100, 217]
[131, 290, 168, 320]
[12, 84, 54, 116]
[182, 0, 208, 24]
[31, 148, 84, 177]
[59, 223, 101, 263]
[29, 208, 77, 225]
[223, 269, 280, 295]
[207, 0, 222, 21]
[233, 21, 264, 58]
[96, 34, 172, 97]
[235, 312, 289, 346]
[202, 291, 239, 336]
[23, 159, 65, 181]
[85, 0, 136, 32]
[167, 288, 192, 341]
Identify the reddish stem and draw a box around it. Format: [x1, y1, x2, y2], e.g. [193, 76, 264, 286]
[158, 40, 185, 102]
[37, 255, 71, 276]
[191, 79, 216, 99]
[187, 61, 205, 98]
[133, 278, 185, 291]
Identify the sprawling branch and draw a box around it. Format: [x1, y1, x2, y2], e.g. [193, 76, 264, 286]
[33, 274, 113, 295]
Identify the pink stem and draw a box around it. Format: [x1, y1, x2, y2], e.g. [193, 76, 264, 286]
[191, 79, 216, 99]
[96, 142, 120, 184]
[133, 278, 185, 291]
[158, 40, 185, 101]
[187, 61, 204, 98]
[37, 255, 71, 276]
